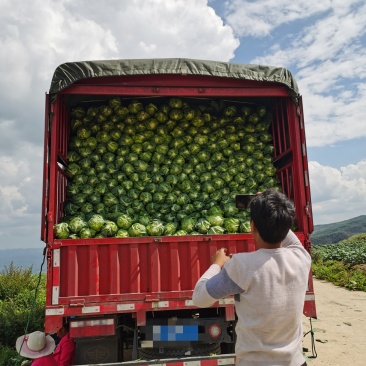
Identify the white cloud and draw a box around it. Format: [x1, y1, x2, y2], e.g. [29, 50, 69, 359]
[301, 83, 366, 147]
[0, 0, 239, 116]
[233, 1, 366, 148]
[0, 146, 42, 216]
[62, 0, 239, 60]
[0, 186, 28, 217]
[309, 160, 366, 225]
[341, 161, 366, 179]
[0, 156, 27, 179]
[224, 0, 332, 37]
[0, 142, 43, 248]
[0, 0, 240, 249]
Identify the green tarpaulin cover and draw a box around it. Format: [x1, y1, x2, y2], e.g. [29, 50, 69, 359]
[50, 58, 299, 101]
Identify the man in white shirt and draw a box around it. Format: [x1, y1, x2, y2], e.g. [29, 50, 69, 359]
[193, 189, 311, 366]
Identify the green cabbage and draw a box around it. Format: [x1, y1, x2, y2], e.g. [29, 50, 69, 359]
[176, 194, 190, 206]
[206, 215, 224, 227]
[174, 230, 188, 236]
[79, 227, 96, 238]
[164, 222, 178, 235]
[115, 229, 129, 238]
[103, 193, 119, 207]
[181, 216, 197, 232]
[66, 163, 81, 178]
[195, 218, 211, 234]
[146, 220, 165, 236]
[101, 220, 118, 237]
[116, 214, 133, 229]
[54, 223, 70, 239]
[128, 223, 147, 237]
[88, 214, 105, 231]
[80, 203, 94, 214]
[206, 205, 222, 216]
[224, 218, 240, 233]
[207, 226, 225, 235]
[239, 221, 251, 233]
[69, 216, 87, 234]
[223, 202, 239, 216]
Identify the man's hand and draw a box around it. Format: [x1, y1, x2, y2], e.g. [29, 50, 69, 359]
[212, 248, 231, 269]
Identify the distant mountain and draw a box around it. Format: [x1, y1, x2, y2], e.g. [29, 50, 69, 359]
[0, 247, 46, 273]
[311, 215, 366, 245]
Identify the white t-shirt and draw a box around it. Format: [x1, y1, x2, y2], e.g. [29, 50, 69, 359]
[192, 230, 311, 366]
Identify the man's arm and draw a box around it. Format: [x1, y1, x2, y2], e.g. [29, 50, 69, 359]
[192, 264, 221, 307]
[282, 229, 302, 248]
[192, 263, 243, 308]
[282, 230, 312, 264]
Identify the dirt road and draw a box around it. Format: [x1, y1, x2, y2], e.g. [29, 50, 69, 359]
[302, 279, 366, 365]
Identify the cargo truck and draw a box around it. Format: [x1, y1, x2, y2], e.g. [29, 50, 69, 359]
[42, 58, 316, 365]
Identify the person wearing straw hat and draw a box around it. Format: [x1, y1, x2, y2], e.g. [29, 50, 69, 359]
[16, 331, 57, 365]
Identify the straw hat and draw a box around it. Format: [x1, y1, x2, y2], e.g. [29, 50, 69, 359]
[16, 331, 55, 359]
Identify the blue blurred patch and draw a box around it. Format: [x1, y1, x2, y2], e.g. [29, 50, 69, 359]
[153, 325, 198, 341]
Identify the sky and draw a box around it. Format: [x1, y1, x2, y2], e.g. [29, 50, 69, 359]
[0, 0, 365, 249]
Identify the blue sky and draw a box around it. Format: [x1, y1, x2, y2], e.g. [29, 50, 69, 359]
[0, 0, 365, 249]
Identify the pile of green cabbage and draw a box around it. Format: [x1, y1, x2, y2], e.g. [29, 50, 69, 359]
[54, 97, 279, 239]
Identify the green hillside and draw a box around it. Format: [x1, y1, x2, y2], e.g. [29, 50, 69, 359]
[311, 215, 366, 245]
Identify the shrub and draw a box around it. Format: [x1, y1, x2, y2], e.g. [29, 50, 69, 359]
[0, 264, 46, 349]
[0, 344, 20, 366]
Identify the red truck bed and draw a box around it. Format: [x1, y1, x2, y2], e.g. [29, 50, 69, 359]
[42, 59, 316, 363]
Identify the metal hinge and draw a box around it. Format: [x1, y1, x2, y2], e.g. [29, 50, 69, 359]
[47, 211, 53, 222]
[304, 204, 311, 217]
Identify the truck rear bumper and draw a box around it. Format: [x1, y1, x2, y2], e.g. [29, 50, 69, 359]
[75, 353, 236, 366]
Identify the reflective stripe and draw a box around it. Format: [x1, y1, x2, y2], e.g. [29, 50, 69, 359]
[218, 358, 236, 365]
[46, 308, 64, 315]
[82, 306, 100, 314]
[71, 318, 114, 327]
[53, 249, 60, 267]
[305, 294, 315, 301]
[117, 303, 135, 311]
[304, 170, 309, 186]
[184, 362, 200, 366]
[52, 286, 59, 305]
[52, 249, 60, 305]
[152, 301, 169, 308]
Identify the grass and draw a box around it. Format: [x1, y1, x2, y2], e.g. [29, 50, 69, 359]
[0, 344, 21, 366]
[311, 233, 366, 291]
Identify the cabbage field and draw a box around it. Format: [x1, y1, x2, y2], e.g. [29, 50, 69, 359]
[311, 233, 366, 291]
[312, 235, 366, 266]
[54, 97, 280, 239]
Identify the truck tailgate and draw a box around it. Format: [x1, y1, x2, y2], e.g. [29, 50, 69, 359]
[49, 234, 255, 305]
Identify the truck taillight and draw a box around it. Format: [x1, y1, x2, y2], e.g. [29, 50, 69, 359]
[208, 324, 222, 339]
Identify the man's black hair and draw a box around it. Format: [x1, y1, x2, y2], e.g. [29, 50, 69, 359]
[250, 189, 295, 244]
